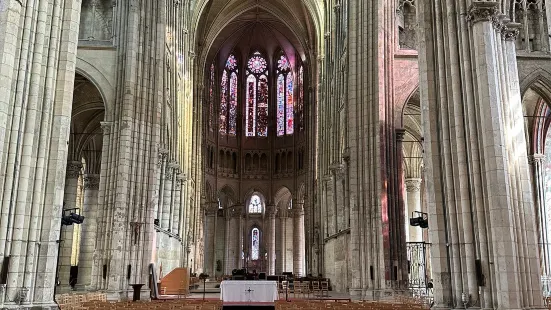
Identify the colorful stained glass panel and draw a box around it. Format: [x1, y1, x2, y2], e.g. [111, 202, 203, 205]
[219, 70, 228, 134]
[257, 75, 269, 137]
[251, 228, 260, 260]
[286, 74, 294, 135]
[248, 55, 267, 74]
[277, 74, 285, 136]
[278, 55, 290, 72]
[246, 75, 257, 137]
[226, 54, 237, 71]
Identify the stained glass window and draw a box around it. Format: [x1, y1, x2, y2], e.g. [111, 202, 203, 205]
[251, 228, 260, 260]
[220, 54, 238, 135]
[246, 75, 257, 137]
[249, 194, 262, 213]
[298, 66, 304, 131]
[245, 52, 269, 137]
[286, 75, 294, 134]
[276, 54, 293, 136]
[257, 76, 269, 136]
[248, 53, 267, 74]
[229, 72, 238, 135]
[226, 54, 237, 71]
[277, 75, 285, 136]
[219, 70, 228, 134]
[209, 64, 214, 131]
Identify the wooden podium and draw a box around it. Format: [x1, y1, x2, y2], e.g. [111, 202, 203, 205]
[159, 267, 189, 296]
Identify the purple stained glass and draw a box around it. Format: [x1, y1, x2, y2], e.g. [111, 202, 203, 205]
[286, 74, 294, 135]
[278, 55, 290, 72]
[226, 54, 237, 71]
[229, 72, 238, 135]
[251, 228, 260, 260]
[277, 74, 285, 136]
[219, 70, 228, 134]
[209, 64, 214, 131]
[248, 55, 267, 74]
[299, 66, 304, 131]
[246, 75, 257, 137]
[257, 75, 269, 137]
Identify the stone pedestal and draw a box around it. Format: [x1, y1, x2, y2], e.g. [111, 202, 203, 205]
[76, 174, 100, 290]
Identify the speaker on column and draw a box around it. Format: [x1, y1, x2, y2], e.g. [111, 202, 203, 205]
[370, 265, 374, 280]
[127, 265, 132, 280]
[102, 264, 108, 280]
[475, 259, 485, 286]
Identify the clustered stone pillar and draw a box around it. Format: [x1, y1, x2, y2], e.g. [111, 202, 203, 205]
[405, 178, 422, 242]
[58, 161, 82, 291]
[171, 173, 182, 234]
[162, 162, 174, 230]
[204, 203, 218, 276]
[292, 206, 305, 276]
[530, 153, 551, 291]
[266, 205, 277, 275]
[225, 206, 242, 273]
[77, 174, 100, 290]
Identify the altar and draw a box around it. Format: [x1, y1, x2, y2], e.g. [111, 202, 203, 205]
[220, 280, 278, 303]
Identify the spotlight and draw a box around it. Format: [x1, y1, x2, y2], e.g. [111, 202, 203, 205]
[61, 212, 85, 226]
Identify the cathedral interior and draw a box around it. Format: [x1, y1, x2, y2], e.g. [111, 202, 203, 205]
[1, 0, 551, 309]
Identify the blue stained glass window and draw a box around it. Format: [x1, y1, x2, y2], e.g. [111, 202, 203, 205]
[277, 75, 285, 136]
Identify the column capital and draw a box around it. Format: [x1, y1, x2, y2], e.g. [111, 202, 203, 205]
[405, 178, 422, 193]
[395, 128, 406, 142]
[83, 174, 100, 190]
[266, 204, 278, 218]
[466, 1, 499, 25]
[204, 202, 219, 216]
[66, 161, 83, 179]
[292, 208, 305, 217]
[528, 153, 546, 165]
[100, 121, 113, 135]
[503, 22, 522, 41]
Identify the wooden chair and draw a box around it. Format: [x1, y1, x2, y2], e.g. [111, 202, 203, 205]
[311, 281, 320, 296]
[320, 280, 329, 297]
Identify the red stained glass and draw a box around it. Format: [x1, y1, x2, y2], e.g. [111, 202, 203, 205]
[246, 75, 256, 136]
[286, 74, 294, 135]
[277, 74, 285, 136]
[248, 53, 267, 74]
[229, 72, 238, 135]
[226, 54, 237, 71]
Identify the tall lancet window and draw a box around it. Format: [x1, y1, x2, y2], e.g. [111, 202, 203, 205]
[276, 54, 294, 136]
[251, 228, 260, 260]
[298, 66, 304, 132]
[220, 54, 238, 135]
[246, 52, 269, 137]
[208, 63, 215, 131]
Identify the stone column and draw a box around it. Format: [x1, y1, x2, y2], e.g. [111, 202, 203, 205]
[226, 206, 242, 272]
[292, 207, 305, 276]
[224, 211, 232, 274]
[157, 149, 169, 222]
[266, 205, 277, 275]
[405, 178, 423, 242]
[203, 202, 218, 276]
[529, 154, 551, 291]
[77, 174, 100, 290]
[58, 161, 82, 292]
[278, 212, 290, 273]
[172, 173, 182, 235]
[162, 162, 174, 230]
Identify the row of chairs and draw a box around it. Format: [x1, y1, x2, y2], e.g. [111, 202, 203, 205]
[274, 300, 428, 310]
[59, 299, 222, 310]
[57, 292, 107, 309]
[279, 280, 330, 298]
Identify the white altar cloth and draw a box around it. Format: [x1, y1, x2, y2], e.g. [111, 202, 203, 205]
[220, 280, 278, 303]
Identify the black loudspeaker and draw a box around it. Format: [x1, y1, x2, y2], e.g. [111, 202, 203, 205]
[475, 259, 485, 286]
[102, 264, 108, 280]
[127, 264, 132, 280]
[258, 272, 266, 280]
[370, 266, 374, 280]
[0, 256, 10, 284]
[393, 266, 398, 281]
[154, 219, 160, 226]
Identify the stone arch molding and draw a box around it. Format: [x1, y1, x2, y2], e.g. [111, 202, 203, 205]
[76, 57, 115, 118]
[520, 68, 551, 100]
